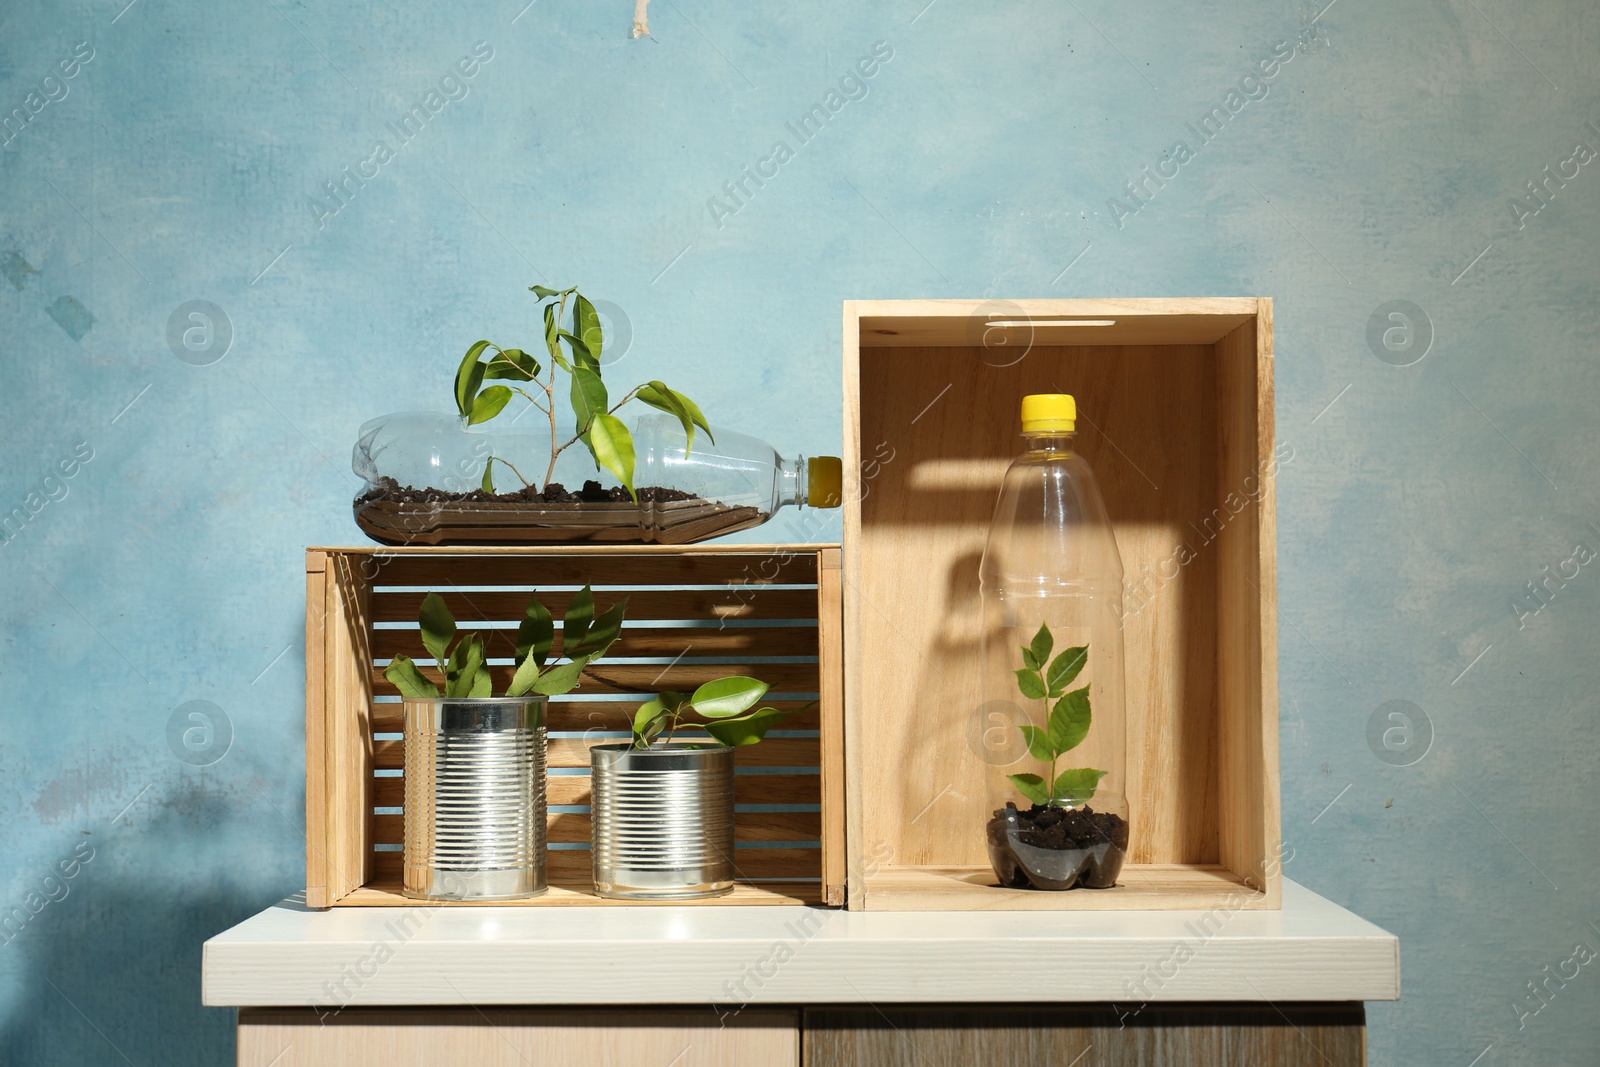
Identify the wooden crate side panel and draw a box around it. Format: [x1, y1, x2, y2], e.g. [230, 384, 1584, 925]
[1214, 308, 1282, 903]
[841, 302, 869, 909]
[304, 553, 330, 908]
[817, 547, 848, 906]
[852, 344, 1223, 871]
[324, 553, 374, 903]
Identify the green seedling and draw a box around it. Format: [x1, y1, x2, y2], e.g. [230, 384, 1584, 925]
[1006, 623, 1107, 807]
[384, 585, 626, 699]
[454, 284, 711, 502]
[630, 675, 800, 750]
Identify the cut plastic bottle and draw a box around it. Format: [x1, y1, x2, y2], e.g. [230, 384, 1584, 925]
[352, 411, 842, 545]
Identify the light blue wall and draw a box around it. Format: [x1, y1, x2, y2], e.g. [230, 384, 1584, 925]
[2, 1, 1596, 1062]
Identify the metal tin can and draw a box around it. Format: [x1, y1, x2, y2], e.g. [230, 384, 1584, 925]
[402, 696, 546, 900]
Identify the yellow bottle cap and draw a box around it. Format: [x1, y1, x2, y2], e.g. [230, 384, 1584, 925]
[807, 456, 843, 508]
[1020, 393, 1077, 433]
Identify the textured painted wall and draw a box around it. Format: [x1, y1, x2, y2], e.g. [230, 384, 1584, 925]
[1, 0, 1596, 1063]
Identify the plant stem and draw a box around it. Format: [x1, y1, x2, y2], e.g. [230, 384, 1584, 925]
[1045, 695, 1057, 809]
[488, 455, 533, 488]
[548, 385, 645, 459]
[508, 387, 548, 415]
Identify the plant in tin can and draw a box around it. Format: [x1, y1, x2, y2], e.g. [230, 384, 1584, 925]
[629, 676, 796, 749]
[383, 586, 626, 698]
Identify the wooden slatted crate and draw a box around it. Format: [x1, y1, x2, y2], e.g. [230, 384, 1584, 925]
[842, 298, 1282, 911]
[304, 545, 846, 907]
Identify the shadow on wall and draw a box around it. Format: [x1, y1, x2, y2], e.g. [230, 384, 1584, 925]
[0, 783, 297, 1066]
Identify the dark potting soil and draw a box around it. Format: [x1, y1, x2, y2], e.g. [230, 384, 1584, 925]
[1011, 804, 1129, 853]
[359, 476, 699, 506]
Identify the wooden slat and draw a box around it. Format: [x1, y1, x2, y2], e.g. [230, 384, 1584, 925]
[372, 810, 820, 845]
[860, 864, 1274, 911]
[850, 298, 1260, 348]
[372, 735, 819, 770]
[372, 847, 820, 881]
[373, 551, 819, 588]
[1215, 305, 1282, 905]
[314, 543, 835, 557]
[369, 624, 821, 660]
[842, 302, 867, 912]
[375, 772, 822, 808]
[369, 661, 820, 697]
[817, 547, 849, 907]
[338, 875, 822, 907]
[304, 553, 330, 908]
[370, 588, 819, 624]
[370, 701, 821, 734]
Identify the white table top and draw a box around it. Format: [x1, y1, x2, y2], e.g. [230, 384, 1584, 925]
[202, 879, 1397, 1008]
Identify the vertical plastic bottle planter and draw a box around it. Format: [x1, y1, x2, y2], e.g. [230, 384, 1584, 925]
[980, 395, 1130, 891]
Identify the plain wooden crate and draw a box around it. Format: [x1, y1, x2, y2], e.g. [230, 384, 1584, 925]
[841, 298, 1281, 911]
[305, 545, 847, 907]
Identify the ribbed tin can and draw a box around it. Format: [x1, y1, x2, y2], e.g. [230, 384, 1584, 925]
[590, 742, 735, 900]
[402, 696, 546, 900]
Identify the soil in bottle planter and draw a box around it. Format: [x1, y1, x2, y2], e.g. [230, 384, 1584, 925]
[986, 802, 1129, 891]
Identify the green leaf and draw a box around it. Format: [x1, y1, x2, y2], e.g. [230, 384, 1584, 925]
[515, 595, 555, 669]
[1050, 767, 1108, 805]
[632, 697, 669, 748]
[527, 654, 593, 696]
[705, 706, 791, 747]
[567, 598, 627, 661]
[1007, 773, 1049, 806]
[446, 636, 486, 698]
[1048, 686, 1092, 755]
[690, 676, 771, 719]
[455, 341, 490, 417]
[667, 387, 712, 441]
[506, 652, 542, 697]
[574, 294, 603, 363]
[1014, 669, 1046, 701]
[568, 364, 608, 434]
[1020, 646, 1040, 672]
[383, 654, 440, 698]
[530, 285, 566, 299]
[481, 462, 495, 493]
[417, 593, 455, 674]
[1018, 723, 1053, 762]
[559, 329, 599, 371]
[589, 414, 636, 501]
[543, 302, 561, 362]
[1029, 623, 1053, 670]
[636, 381, 698, 454]
[468, 385, 513, 425]
[469, 660, 493, 698]
[1045, 646, 1087, 695]
[484, 348, 540, 380]
[563, 585, 595, 652]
